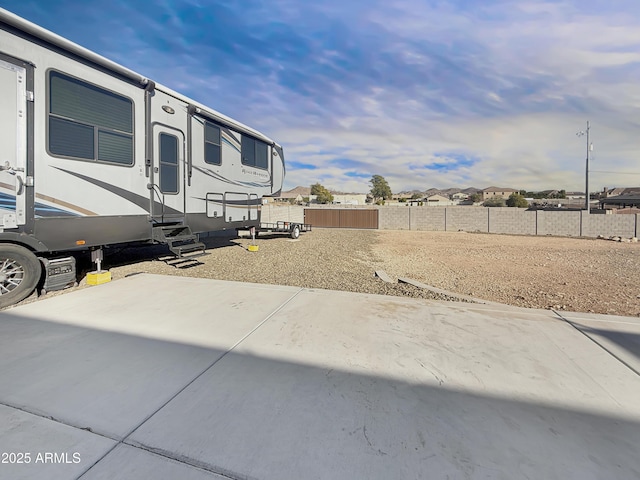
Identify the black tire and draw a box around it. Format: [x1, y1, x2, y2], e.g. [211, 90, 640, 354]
[290, 225, 301, 239]
[0, 244, 41, 309]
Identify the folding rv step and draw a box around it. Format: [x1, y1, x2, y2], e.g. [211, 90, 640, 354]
[169, 242, 207, 258]
[164, 233, 199, 245]
[152, 224, 208, 259]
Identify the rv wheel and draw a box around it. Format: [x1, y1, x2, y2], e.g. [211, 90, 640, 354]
[290, 225, 300, 239]
[0, 245, 41, 309]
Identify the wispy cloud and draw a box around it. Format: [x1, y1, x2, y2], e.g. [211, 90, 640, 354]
[3, 0, 639, 192]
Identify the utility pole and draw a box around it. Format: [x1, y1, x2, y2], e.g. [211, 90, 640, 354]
[576, 121, 591, 213]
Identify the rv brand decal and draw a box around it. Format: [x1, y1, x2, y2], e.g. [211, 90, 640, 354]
[241, 169, 269, 179]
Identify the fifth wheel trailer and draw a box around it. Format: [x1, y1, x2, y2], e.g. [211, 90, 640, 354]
[0, 8, 286, 307]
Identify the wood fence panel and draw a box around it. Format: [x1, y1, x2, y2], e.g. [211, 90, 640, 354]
[338, 209, 378, 229]
[304, 209, 378, 229]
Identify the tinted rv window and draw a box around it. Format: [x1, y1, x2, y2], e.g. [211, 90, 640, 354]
[159, 133, 179, 194]
[241, 136, 269, 170]
[48, 71, 134, 165]
[204, 122, 221, 165]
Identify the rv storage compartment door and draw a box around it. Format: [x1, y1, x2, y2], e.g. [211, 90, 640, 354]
[225, 192, 249, 222]
[0, 58, 28, 227]
[206, 193, 223, 218]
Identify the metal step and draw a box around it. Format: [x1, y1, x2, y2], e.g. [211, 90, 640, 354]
[169, 242, 207, 258]
[164, 234, 199, 245]
[152, 224, 207, 259]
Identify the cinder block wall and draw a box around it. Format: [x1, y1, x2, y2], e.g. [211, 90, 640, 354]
[488, 208, 537, 235]
[445, 207, 489, 232]
[584, 214, 637, 238]
[378, 207, 410, 230]
[410, 207, 446, 231]
[260, 204, 304, 223]
[292, 204, 637, 239]
[536, 210, 582, 236]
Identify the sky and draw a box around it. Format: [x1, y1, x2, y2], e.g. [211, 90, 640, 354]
[2, 0, 639, 193]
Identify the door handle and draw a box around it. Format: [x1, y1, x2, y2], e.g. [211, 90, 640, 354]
[16, 175, 24, 196]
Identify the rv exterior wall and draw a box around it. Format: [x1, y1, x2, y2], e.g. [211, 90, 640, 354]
[0, 9, 286, 307]
[0, 14, 285, 252]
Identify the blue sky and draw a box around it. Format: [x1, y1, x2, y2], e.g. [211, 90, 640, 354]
[3, 0, 640, 193]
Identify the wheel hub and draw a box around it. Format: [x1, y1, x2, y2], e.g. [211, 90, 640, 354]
[0, 259, 23, 294]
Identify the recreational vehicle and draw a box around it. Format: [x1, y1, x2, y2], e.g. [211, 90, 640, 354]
[0, 9, 285, 307]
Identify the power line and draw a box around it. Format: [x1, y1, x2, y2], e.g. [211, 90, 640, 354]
[591, 170, 640, 175]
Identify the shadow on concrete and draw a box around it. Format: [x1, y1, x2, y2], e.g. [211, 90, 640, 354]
[582, 325, 640, 361]
[0, 313, 638, 480]
[572, 321, 640, 369]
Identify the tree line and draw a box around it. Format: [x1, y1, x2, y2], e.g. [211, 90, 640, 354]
[310, 175, 548, 208]
[310, 175, 392, 204]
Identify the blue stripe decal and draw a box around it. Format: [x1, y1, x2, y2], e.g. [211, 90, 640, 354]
[0, 192, 16, 210]
[0, 192, 78, 218]
[35, 203, 79, 217]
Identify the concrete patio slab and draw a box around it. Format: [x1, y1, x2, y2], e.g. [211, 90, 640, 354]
[553, 310, 640, 376]
[81, 444, 227, 480]
[0, 275, 301, 439]
[0, 274, 638, 480]
[0, 404, 115, 480]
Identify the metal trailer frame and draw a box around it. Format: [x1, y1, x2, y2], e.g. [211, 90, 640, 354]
[238, 222, 312, 240]
[259, 222, 312, 239]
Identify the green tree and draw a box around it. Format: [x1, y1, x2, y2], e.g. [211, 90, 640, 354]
[310, 182, 334, 204]
[483, 196, 506, 207]
[410, 193, 423, 200]
[370, 175, 392, 202]
[469, 193, 483, 203]
[506, 193, 529, 208]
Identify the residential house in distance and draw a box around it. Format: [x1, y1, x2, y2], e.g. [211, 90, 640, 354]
[599, 195, 640, 211]
[451, 192, 469, 202]
[599, 187, 640, 212]
[565, 192, 585, 200]
[604, 187, 627, 198]
[540, 189, 560, 198]
[600, 187, 640, 198]
[426, 194, 455, 206]
[332, 194, 367, 205]
[482, 186, 518, 201]
[267, 186, 311, 204]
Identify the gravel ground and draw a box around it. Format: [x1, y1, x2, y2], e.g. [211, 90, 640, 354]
[372, 229, 640, 316]
[79, 229, 464, 303]
[16, 228, 640, 316]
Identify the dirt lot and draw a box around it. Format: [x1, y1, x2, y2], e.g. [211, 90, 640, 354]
[24, 228, 640, 317]
[372, 230, 640, 316]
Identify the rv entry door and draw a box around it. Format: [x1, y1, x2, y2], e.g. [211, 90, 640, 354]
[151, 124, 186, 222]
[0, 57, 30, 228]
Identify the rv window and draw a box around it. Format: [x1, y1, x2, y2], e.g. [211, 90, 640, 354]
[241, 136, 269, 170]
[204, 122, 221, 165]
[256, 141, 268, 169]
[159, 133, 179, 194]
[48, 71, 134, 165]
